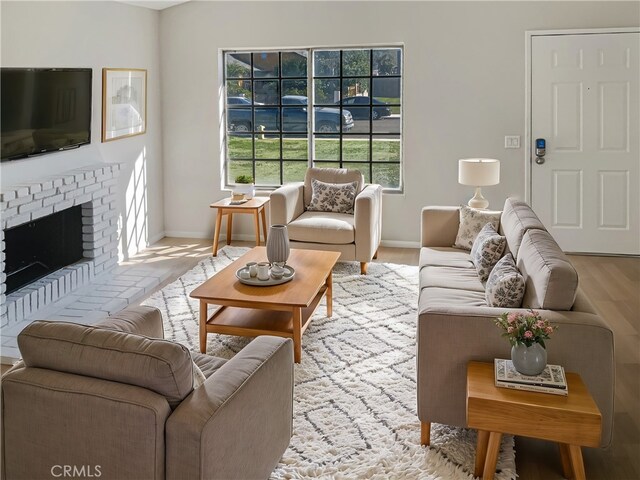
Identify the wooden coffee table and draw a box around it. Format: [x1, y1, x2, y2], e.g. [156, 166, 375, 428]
[466, 361, 601, 480]
[190, 247, 340, 363]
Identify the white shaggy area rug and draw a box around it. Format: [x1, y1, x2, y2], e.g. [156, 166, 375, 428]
[143, 246, 516, 479]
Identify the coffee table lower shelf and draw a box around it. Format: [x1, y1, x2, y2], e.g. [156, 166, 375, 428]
[200, 285, 327, 362]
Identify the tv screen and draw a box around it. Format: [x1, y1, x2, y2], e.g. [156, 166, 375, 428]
[1, 68, 92, 161]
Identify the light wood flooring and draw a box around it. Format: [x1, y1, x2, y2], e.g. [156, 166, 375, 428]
[3, 237, 639, 479]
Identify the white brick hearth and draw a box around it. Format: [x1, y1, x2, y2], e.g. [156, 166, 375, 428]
[1, 163, 122, 327]
[0, 163, 172, 363]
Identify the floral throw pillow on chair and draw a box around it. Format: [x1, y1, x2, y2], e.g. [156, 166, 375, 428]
[307, 178, 358, 214]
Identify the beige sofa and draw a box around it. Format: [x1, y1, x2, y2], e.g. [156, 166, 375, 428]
[270, 167, 382, 274]
[1, 306, 294, 480]
[417, 198, 615, 448]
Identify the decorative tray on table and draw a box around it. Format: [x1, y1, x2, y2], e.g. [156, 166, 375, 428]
[235, 265, 295, 286]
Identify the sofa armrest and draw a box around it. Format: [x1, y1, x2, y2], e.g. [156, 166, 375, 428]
[354, 184, 383, 262]
[421, 206, 460, 247]
[95, 306, 165, 339]
[270, 183, 304, 225]
[417, 297, 614, 447]
[166, 337, 294, 480]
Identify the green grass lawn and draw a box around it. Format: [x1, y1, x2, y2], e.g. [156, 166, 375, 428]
[228, 137, 400, 188]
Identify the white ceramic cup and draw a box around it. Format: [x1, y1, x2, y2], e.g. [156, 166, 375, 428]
[246, 262, 258, 278]
[257, 262, 270, 281]
[270, 265, 284, 280]
[239, 269, 250, 280]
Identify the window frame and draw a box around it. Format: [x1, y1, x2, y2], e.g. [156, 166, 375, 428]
[221, 45, 404, 193]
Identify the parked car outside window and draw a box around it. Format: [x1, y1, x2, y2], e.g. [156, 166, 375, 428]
[336, 96, 392, 120]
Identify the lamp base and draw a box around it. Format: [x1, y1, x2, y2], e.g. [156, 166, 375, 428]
[467, 187, 489, 210]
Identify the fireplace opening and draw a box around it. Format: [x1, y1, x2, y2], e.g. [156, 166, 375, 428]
[4, 205, 84, 295]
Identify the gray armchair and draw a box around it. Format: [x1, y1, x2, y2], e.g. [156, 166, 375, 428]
[270, 167, 382, 274]
[1, 306, 294, 480]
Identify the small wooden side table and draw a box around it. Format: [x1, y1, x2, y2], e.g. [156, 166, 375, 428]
[210, 197, 269, 256]
[466, 361, 601, 480]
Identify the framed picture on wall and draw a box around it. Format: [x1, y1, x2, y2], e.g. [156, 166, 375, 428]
[102, 68, 147, 142]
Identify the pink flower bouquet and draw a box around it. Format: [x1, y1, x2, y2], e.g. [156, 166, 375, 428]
[494, 310, 557, 348]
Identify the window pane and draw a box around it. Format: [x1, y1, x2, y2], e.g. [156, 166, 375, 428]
[342, 78, 370, 99]
[313, 161, 340, 169]
[227, 108, 252, 133]
[314, 138, 339, 160]
[372, 110, 399, 134]
[314, 108, 341, 134]
[345, 107, 370, 134]
[373, 49, 401, 76]
[343, 162, 371, 183]
[373, 163, 400, 188]
[252, 52, 278, 78]
[313, 50, 339, 77]
[283, 161, 307, 182]
[255, 161, 281, 186]
[283, 135, 308, 159]
[228, 160, 253, 184]
[254, 108, 280, 132]
[226, 53, 251, 78]
[254, 80, 279, 104]
[255, 135, 280, 159]
[226, 80, 252, 103]
[283, 107, 308, 132]
[342, 137, 370, 161]
[372, 77, 401, 104]
[372, 137, 400, 161]
[343, 50, 370, 76]
[314, 79, 339, 104]
[227, 134, 252, 159]
[282, 79, 307, 97]
[282, 51, 307, 77]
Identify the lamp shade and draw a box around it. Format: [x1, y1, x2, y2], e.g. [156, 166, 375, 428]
[458, 158, 500, 186]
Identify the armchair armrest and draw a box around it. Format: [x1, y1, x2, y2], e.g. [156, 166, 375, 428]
[270, 183, 304, 225]
[420, 206, 460, 247]
[166, 337, 294, 480]
[95, 306, 165, 339]
[354, 184, 383, 262]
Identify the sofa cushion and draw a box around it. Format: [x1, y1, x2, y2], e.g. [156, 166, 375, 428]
[500, 197, 547, 257]
[419, 247, 474, 269]
[18, 321, 194, 409]
[191, 352, 227, 379]
[485, 253, 525, 308]
[470, 223, 507, 282]
[288, 211, 355, 244]
[453, 205, 501, 250]
[307, 178, 358, 214]
[419, 266, 485, 292]
[419, 287, 487, 313]
[304, 167, 364, 208]
[517, 229, 578, 310]
[95, 305, 164, 339]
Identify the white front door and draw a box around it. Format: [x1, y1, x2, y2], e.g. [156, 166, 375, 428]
[531, 32, 640, 254]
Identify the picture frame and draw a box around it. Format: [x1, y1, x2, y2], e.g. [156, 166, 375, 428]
[102, 68, 147, 142]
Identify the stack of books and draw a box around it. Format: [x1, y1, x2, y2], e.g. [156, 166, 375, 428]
[494, 359, 568, 396]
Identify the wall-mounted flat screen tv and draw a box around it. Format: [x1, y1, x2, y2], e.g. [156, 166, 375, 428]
[1, 68, 92, 161]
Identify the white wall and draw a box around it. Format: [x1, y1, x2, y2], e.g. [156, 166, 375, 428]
[0, 1, 164, 257]
[159, 1, 639, 245]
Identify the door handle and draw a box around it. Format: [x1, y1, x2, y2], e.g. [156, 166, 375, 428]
[535, 156, 545, 165]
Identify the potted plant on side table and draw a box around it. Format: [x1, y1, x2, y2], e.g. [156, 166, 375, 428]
[233, 175, 255, 200]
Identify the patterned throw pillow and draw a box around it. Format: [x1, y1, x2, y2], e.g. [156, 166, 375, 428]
[307, 178, 358, 214]
[453, 205, 501, 250]
[471, 223, 507, 282]
[485, 253, 525, 308]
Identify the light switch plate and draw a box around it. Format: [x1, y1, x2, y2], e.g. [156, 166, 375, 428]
[504, 136, 520, 149]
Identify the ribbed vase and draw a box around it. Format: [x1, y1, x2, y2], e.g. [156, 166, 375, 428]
[266, 225, 290, 266]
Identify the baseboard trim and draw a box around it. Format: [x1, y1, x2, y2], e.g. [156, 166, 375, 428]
[380, 240, 421, 249]
[163, 231, 259, 242]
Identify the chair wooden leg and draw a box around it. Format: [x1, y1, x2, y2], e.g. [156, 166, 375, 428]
[420, 422, 431, 446]
[360, 262, 368, 275]
[373, 249, 379, 260]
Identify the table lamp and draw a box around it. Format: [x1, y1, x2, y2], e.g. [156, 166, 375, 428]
[458, 158, 500, 209]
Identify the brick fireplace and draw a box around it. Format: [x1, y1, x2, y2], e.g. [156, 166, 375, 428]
[1, 163, 122, 327]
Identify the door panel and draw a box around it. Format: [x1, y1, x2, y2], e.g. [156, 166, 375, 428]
[531, 32, 639, 254]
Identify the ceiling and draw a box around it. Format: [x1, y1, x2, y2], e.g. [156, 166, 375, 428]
[116, 0, 190, 11]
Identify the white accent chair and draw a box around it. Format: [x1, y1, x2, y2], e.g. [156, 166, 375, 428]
[270, 168, 382, 274]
